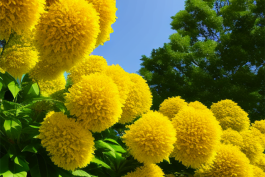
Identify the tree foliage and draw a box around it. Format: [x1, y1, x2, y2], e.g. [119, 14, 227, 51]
[139, 0, 265, 122]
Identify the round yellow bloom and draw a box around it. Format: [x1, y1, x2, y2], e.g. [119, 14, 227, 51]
[252, 120, 265, 134]
[159, 96, 188, 120]
[119, 74, 152, 124]
[0, 32, 38, 78]
[188, 101, 208, 110]
[122, 111, 176, 164]
[253, 153, 265, 172]
[250, 127, 265, 149]
[210, 99, 250, 131]
[45, 0, 57, 6]
[221, 128, 244, 148]
[86, 0, 117, 46]
[67, 55, 108, 83]
[171, 107, 222, 168]
[38, 111, 95, 171]
[36, 74, 66, 97]
[104, 65, 132, 105]
[34, 0, 100, 71]
[240, 130, 264, 163]
[65, 73, 122, 132]
[252, 165, 265, 177]
[123, 164, 165, 177]
[195, 144, 253, 177]
[0, 0, 45, 41]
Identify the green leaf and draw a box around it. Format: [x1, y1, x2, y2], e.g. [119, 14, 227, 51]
[27, 83, 40, 97]
[95, 140, 115, 152]
[103, 138, 119, 145]
[0, 153, 9, 175]
[107, 144, 126, 153]
[91, 157, 111, 169]
[72, 170, 92, 177]
[7, 81, 20, 99]
[0, 81, 3, 91]
[2, 156, 29, 177]
[22, 143, 41, 154]
[21, 125, 39, 135]
[4, 119, 22, 140]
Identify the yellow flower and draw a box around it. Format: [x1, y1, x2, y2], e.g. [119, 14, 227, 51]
[104, 65, 132, 105]
[65, 73, 122, 132]
[123, 164, 165, 177]
[171, 107, 222, 168]
[38, 111, 95, 171]
[159, 96, 188, 120]
[210, 99, 250, 131]
[188, 101, 208, 110]
[250, 127, 265, 149]
[35, 74, 66, 97]
[253, 154, 265, 172]
[0, 0, 45, 41]
[86, 0, 117, 46]
[221, 128, 244, 148]
[34, 0, 100, 72]
[122, 111, 176, 164]
[67, 55, 108, 83]
[252, 120, 265, 134]
[252, 165, 265, 177]
[0, 68, 5, 73]
[0, 32, 38, 78]
[240, 130, 264, 163]
[195, 144, 253, 177]
[45, 0, 57, 6]
[119, 74, 152, 124]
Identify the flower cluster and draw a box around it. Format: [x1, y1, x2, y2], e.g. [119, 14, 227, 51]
[123, 164, 165, 177]
[38, 111, 95, 171]
[0, 0, 45, 41]
[220, 128, 244, 148]
[122, 111, 176, 164]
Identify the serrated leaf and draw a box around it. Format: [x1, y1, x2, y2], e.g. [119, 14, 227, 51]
[108, 144, 126, 153]
[7, 81, 20, 99]
[72, 170, 91, 177]
[4, 119, 22, 140]
[95, 140, 115, 152]
[103, 138, 119, 145]
[91, 157, 111, 169]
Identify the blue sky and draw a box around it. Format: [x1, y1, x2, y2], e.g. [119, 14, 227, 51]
[92, 0, 185, 74]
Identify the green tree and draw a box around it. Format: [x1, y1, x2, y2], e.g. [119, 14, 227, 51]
[139, 0, 265, 122]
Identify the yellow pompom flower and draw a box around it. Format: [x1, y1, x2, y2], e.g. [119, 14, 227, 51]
[34, 0, 100, 71]
[38, 111, 95, 171]
[252, 165, 265, 177]
[221, 128, 244, 148]
[0, 32, 38, 78]
[250, 127, 265, 149]
[240, 130, 264, 163]
[123, 164, 165, 177]
[171, 107, 222, 168]
[65, 73, 122, 132]
[45, 0, 57, 6]
[86, 0, 117, 46]
[253, 153, 265, 172]
[195, 144, 253, 177]
[210, 99, 250, 131]
[119, 74, 152, 124]
[252, 120, 265, 134]
[188, 101, 208, 110]
[159, 96, 188, 120]
[35, 74, 66, 97]
[122, 111, 176, 164]
[104, 65, 132, 105]
[67, 55, 108, 83]
[0, 0, 45, 41]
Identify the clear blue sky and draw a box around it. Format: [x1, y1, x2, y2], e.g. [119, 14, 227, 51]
[92, 0, 185, 73]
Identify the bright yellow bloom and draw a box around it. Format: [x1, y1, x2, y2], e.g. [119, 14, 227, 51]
[45, 0, 57, 6]
[35, 74, 66, 97]
[104, 65, 132, 105]
[122, 111, 176, 164]
[67, 55, 108, 83]
[195, 144, 253, 177]
[86, 0, 117, 46]
[0, 32, 38, 78]
[252, 120, 265, 134]
[240, 130, 264, 163]
[250, 127, 265, 149]
[253, 153, 265, 172]
[210, 99, 250, 131]
[159, 96, 188, 120]
[252, 165, 265, 177]
[119, 74, 152, 124]
[38, 111, 95, 171]
[0, 0, 45, 41]
[34, 0, 100, 72]
[171, 107, 222, 168]
[188, 101, 208, 110]
[123, 164, 165, 177]
[65, 73, 122, 132]
[221, 128, 244, 148]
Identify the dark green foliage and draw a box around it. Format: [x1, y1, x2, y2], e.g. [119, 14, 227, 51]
[139, 0, 265, 122]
